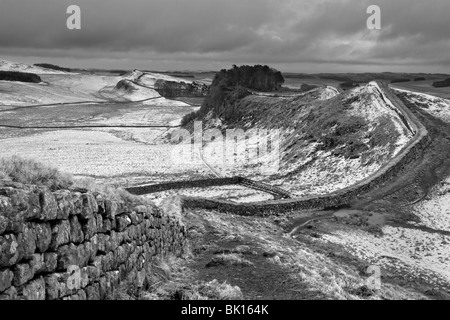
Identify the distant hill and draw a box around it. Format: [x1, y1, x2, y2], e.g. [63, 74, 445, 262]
[34, 63, 71, 72]
[283, 72, 449, 83]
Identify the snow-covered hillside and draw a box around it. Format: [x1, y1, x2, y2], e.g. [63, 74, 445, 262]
[0, 60, 68, 75]
[200, 82, 416, 196]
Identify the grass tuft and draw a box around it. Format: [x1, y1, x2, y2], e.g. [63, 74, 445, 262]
[72, 177, 147, 206]
[0, 156, 146, 205]
[0, 155, 73, 190]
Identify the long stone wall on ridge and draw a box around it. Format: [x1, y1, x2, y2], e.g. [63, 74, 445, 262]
[127, 82, 430, 215]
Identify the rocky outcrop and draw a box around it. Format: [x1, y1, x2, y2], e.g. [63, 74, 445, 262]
[0, 182, 187, 300]
[154, 79, 209, 98]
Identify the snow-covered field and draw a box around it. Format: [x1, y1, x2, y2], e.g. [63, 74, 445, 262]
[0, 129, 207, 178]
[0, 79, 106, 106]
[0, 60, 209, 184]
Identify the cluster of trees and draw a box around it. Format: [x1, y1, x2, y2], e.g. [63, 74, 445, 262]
[214, 64, 284, 92]
[432, 78, 450, 88]
[34, 63, 71, 72]
[0, 71, 42, 83]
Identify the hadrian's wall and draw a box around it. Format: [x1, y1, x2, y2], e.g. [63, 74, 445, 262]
[128, 82, 431, 215]
[0, 182, 187, 300]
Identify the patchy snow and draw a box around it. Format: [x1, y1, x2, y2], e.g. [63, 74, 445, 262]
[347, 82, 414, 156]
[262, 82, 415, 196]
[413, 176, 450, 231]
[99, 79, 161, 102]
[317, 86, 340, 100]
[323, 225, 450, 287]
[277, 148, 387, 196]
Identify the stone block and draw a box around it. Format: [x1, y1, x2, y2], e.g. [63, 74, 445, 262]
[49, 220, 70, 251]
[0, 234, 19, 267]
[31, 222, 52, 253]
[13, 263, 34, 287]
[0, 269, 14, 292]
[19, 276, 45, 300]
[69, 215, 84, 244]
[53, 190, 74, 220]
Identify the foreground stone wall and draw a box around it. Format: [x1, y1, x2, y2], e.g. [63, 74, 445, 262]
[0, 182, 187, 300]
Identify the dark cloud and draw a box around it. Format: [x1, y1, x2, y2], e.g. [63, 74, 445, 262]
[0, 0, 449, 72]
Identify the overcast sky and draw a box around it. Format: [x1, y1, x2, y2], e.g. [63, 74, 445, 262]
[0, 0, 449, 73]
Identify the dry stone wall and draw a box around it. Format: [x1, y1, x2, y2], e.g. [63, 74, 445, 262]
[0, 182, 187, 300]
[126, 177, 291, 200]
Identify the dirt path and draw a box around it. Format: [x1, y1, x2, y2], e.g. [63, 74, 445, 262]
[185, 211, 333, 300]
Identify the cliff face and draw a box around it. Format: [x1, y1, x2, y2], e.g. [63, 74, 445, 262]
[180, 65, 285, 127]
[0, 181, 187, 300]
[154, 79, 209, 98]
[121, 69, 209, 98]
